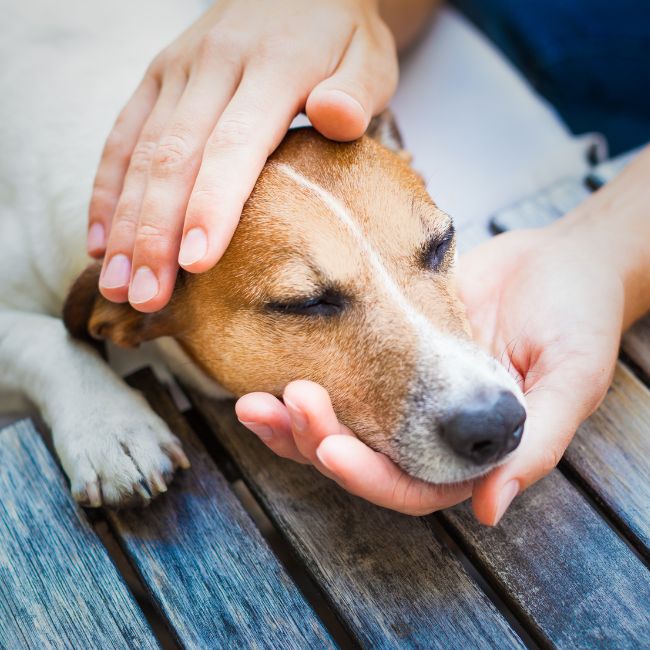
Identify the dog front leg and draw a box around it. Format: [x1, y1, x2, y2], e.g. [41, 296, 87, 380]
[0, 310, 188, 507]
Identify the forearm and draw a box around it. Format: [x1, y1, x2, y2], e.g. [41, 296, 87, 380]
[553, 145, 650, 329]
[379, 0, 441, 51]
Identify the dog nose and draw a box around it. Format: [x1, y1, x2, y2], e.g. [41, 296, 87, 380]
[440, 391, 526, 465]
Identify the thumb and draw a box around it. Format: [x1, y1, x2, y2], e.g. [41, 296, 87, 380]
[306, 29, 397, 141]
[471, 367, 603, 526]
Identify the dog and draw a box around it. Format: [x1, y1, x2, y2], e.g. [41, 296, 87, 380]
[0, 0, 525, 508]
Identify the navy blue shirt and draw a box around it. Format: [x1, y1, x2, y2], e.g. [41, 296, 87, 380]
[453, 0, 650, 155]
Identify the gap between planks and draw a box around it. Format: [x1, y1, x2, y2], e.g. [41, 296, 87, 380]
[179, 384, 535, 648]
[28, 419, 183, 650]
[146, 382, 354, 649]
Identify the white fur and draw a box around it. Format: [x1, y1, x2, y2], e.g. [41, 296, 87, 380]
[0, 0, 207, 505]
[154, 337, 234, 400]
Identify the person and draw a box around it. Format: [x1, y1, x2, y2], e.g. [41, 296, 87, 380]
[88, 0, 650, 525]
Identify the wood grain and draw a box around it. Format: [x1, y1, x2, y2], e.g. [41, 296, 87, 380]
[0, 419, 159, 649]
[441, 471, 650, 648]
[109, 370, 334, 649]
[563, 364, 650, 558]
[187, 390, 525, 650]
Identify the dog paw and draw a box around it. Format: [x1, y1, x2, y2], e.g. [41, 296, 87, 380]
[56, 400, 190, 509]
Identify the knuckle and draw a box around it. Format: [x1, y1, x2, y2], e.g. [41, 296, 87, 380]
[254, 34, 287, 63]
[199, 29, 242, 63]
[134, 221, 173, 256]
[152, 134, 193, 176]
[163, 59, 188, 83]
[128, 140, 157, 174]
[103, 129, 130, 161]
[137, 221, 170, 242]
[109, 213, 138, 242]
[147, 50, 171, 77]
[187, 187, 220, 216]
[210, 114, 253, 150]
[113, 198, 140, 226]
[89, 187, 115, 218]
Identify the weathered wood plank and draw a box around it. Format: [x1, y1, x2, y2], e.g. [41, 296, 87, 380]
[0, 419, 159, 650]
[108, 370, 334, 650]
[563, 364, 650, 558]
[441, 471, 650, 648]
[187, 390, 525, 649]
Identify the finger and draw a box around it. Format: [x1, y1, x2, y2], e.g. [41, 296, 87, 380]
[99, 75, 186, 303]
[88, 76, 160, 257]
[235, 393, 309, 464]
[179, 66, 301, 273]
[127, 61, 241, 312]
[317, 436, 472, 515]
[471, 366, 604, 526]
[306, 26, 398, 141]
[282, 380, 352, 463]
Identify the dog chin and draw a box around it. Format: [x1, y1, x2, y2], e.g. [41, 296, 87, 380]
[393, 447, 519, 486]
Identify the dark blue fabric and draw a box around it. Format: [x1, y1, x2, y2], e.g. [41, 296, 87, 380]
[452, 0, 650, 155]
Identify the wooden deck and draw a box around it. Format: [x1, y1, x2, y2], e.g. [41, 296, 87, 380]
[1, 153, 649, 648]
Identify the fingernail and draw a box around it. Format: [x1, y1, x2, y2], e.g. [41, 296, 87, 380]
[284, 398, 307, 434]
[239, 420, 273, 440]
[493, 479, 519, 525]
[331, 89, 364, 111]
[101, 253, 131, 288]
[87, 222, 106, 253]
[315, 445, 332, 471]
[129, 266, 159, 304]
[179, 227, 208, 267]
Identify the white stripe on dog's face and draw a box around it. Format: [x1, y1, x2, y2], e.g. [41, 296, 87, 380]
[276, 163, 439, 347]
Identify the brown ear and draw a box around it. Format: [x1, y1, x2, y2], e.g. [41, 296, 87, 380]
[366, 109, 410, 161]
[63, 262, 172, 348]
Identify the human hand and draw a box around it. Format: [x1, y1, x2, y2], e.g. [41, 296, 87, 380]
[89, 0, 398, 312]
[457, 223, 625, 524]
[236, 381, 473, 515]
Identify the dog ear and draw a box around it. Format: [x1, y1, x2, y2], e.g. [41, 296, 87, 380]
[366, 109, 410, 161]
[63, 262, 172, 348]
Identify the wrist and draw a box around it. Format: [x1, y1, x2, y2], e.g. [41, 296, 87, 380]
[549, 148, 650, 329]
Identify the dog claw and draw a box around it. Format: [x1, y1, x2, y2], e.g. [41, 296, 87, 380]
[64, 416, 187, 508]
[165, 442, 191, 470]
[150, 470, 168, 494]
[86, 481, 102, 507]
[73, 481, 102, 508]
[133, 481, 152, 504]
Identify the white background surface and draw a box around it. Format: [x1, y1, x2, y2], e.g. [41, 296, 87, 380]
[391, 7, 597, 234]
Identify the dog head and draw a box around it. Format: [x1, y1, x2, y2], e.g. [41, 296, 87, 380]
[65, 113, 525, 484]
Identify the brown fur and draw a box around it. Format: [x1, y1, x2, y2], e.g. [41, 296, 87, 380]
[64, 121, 469, 454]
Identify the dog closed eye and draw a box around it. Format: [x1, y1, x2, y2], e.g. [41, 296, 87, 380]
[267, 287, 347, 317]
[421, 225, 455, 272]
